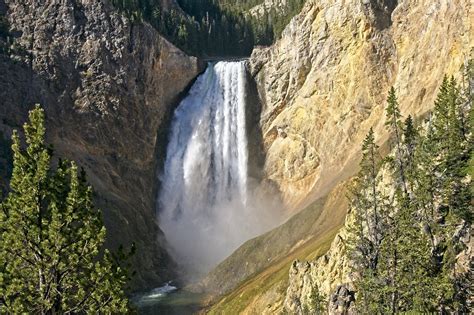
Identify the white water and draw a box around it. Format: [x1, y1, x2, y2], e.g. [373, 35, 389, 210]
[158, 61, 279, 275]
[144, 283, 177, 300]
[134, 282, 178, 308]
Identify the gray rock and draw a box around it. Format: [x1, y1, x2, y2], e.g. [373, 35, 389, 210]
[0, 0, 201, 291]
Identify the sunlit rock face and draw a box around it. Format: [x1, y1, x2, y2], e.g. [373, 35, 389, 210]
[0, 0, 201, 290]
[200, 0, 472, 311]
[250, 0, 472, 210]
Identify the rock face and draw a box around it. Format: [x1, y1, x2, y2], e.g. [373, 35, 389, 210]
[207, 0, 472, 312]
[0, 0, 201, 290]
[250, 0, 472, 209]
[284, 214, 355, 314]
[249, 0, 290, 16]
[283, 172, 473, 315]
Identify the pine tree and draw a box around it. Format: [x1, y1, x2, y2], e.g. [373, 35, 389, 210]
[376, 189, 438, 313]
[385, 87, 408, 194]
[414, 121, 437, 219]
[0, 105, 131, 313]
[348, 128, 383, 269]
[347, 127, 388, 313]
[351, 68, 473, 313]
[430, 77, 471, 222]
[403, 115, 417, 177]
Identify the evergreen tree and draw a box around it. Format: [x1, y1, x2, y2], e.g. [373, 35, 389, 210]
[376, 189, 437, 313]
[348, 128, 383, 269]
[350, 71, 473, 313]
[385, 87, 408, 194]
[0, 105, 131, 313]
[429, 75, 471, 311]
[413, 120, 437, 219]
[403, 115, 417, 178]
[430, 77, 471, 222]
[347, 127, 387, 313]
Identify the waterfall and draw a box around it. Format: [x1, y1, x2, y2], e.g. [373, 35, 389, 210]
[158, 61, 269, 275]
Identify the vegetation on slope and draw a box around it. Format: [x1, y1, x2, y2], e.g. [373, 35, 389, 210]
[208, 225, 338, 314]
[204, 180, 349, 313]
[0, 132, 12, 198]
[207, 64, 473, 314]
[110, 0, 306, 57]
[0, 106, 133, 313]
[347, 72, 472, 312]
[203, 178, 348, 297]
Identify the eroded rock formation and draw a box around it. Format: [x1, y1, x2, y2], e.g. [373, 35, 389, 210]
[250, 0, 472, 210]
[0, 0, 201, 290]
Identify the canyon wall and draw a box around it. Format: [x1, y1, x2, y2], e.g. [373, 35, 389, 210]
[207, 0, 472, 312]
[0, 0, 201, 290]
[250, 0, 472, 210]
[284, 161, 473, 314]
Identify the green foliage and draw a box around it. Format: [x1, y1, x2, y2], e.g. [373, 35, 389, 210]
[347, 128, 385, 271]
[305, 282, 327, 314]
[431, 76, 472, 222]
[0, 132, 13, 199]
[347, 128, 388, 313]
[110, 0, 306, 57]
[385, 87, 408, 194]
[348, 68, 472, 313]
[0, 105, 131, 313]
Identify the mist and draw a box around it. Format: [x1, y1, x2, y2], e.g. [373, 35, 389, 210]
[157, 61, 283, 279]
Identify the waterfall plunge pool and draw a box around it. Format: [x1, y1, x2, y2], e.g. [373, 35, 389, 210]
[150, 61, 283, 313]
[134, 283, 204, 315]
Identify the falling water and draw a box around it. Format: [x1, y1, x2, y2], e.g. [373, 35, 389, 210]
[158, 61, 275, 275]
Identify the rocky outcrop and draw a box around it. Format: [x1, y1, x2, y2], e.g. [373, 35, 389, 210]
[0, 0, 201, 290]
[250, 0, 472, 209]
[283, 180, 473, 315]
[249, 0, 290, 16]
[284, 214, 355, 314]
[328, 284, 356, 314]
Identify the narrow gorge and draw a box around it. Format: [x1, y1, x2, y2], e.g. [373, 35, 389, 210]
[0, 0, 472, 314]
[158, 61, 282, 277]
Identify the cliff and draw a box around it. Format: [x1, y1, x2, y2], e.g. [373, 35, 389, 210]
[207, 0, 472, 312]
[284, 202, 473, 314]
[250, 0, 472, 210]
[0, 0, 201, 290]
